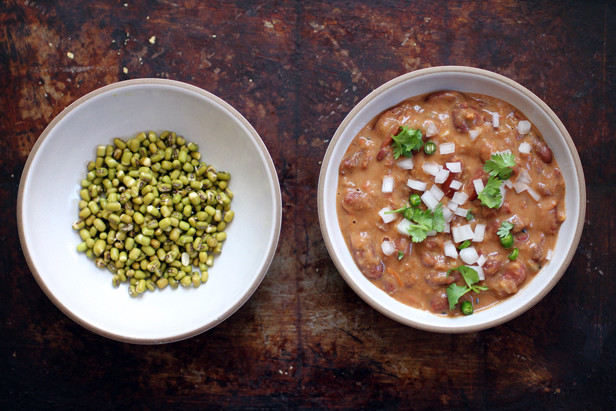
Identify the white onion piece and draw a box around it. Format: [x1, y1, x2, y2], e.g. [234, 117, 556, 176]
[473, 179, 485, 195]
[469, 265, 485, 281]
[382, 176, 394, 193]
[519, 142, 532, 154]
[452, 224, 475, 243]
[446, 200, 459, 211]
[492, 112, 500, 128]
[546, 249, 554, 260]
[526, 186, 541, 201]
[381, 240, 396, 256]
[435, 168, 450, 184]
[449, 180, 462, 190]
[503, 179, 513, 189]
[444, 241, 458, 258]
[460, 247, 479, 265]
[442, 205, 454, 222]
[517, 120, 531, 134]
[424, 120, 438, 137]
[443, 221, 451, 233]
[421, 190, 439, 210]
[397, 157, 414, 170]
[469, 129, 480, 140]
[379, 207, 396, 224]
[440, 142, 456, 155]
[446, 162, 462, 173]
[476, 254, 487, 267]
[397, 219, 412, 236]
[452, 191, 469, 205]
[427, 230, 437, 237]
[422, 161, 440, 177]
[514, 181, 528, 193]
[454, 207, 468, 217]
[517, 169, 532, 186]
[407, 178, 427, 191]
[429, 185, 444, 202]
[473, 223, 486, 242]
[499, 183, 506, 206]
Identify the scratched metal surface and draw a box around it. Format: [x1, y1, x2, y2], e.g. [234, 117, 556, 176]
[1, 0, 614, 409]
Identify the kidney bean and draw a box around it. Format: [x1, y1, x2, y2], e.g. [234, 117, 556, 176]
[514, 231, 530, 246]
[349, 232, 384, 280]
[494, 262, 527, 296]
[420, 252, 437, 268]
[424, 90, 466, 105]
[430, 291, 449, 313]
[533, 140, 553, 163]
[482, 254, 503, 277]
[451, 104, 485, 133]
[341, 188, 374, 213]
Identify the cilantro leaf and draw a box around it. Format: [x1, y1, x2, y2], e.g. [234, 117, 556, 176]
[391, 126, 423, 159]
[432, 203, 445, 232]
[484, 152, 516, 180]
[497, 221, 514, 238]
[466, 209, 474, 221]
[407, 224, 429, 243]
[445, 266, 488, 311]
[446, 283, 469, 310]
[397, 251, 404, 260]
[478, 176, 503, 209]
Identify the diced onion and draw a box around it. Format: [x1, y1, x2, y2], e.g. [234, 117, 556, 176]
[473, 223, 486, 242]
[397, 219, 412, 236]
[407, 178, 427, 191]
[454, 207, 468, 217]
[446, 162, 462, 173]
[429, 185, 444, 201]
[517, 169, 532, 186]
[503, 179, 513, 189]
[422, 161, 440, 177]
[381, 240, 396, 256]
[517, 120, 531, 134]
[460, 247, 479, 265]
[476, 255, 487, 267]
[473, 179, 485, 195]
[382, 176, 394, 193]
[442, 205, 454, 222]
[519, 142, 532, 154]
[514, 181, 528, 193]
[444, 241, 458, 258]
[449, 180, 462, 190]
[469, 129, 480, 140]
[424, 120, 438, 137]
[443, 221, 451, 233]
[526, 186, 541, 201]
[421, 190, 439, 210]
[379, 207, 396, 224]
[427, 230, 437, 237]
[435, 168, 450, 184]
[468, 265, 485, 281]
[492, 112, 500, 128]
[546, 249, 554, 260]
[439, 142, 456, 155]
[446, 200, 459, 211]
[452, 224, 475, 243]
[397, 157, 414, 170]
[452, 191, 469, 205]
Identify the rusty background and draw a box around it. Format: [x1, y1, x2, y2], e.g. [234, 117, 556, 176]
[1, 0, 614, 409]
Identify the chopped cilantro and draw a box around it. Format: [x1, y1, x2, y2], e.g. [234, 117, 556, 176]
[458, 240, 471, 250]
[484, 152, 516, 180]
[497, 221, 514, 238]
[446, 266, 488, 311]
[478, 176, 503, 209]
[391, 126, 423, 159]
[397, 251, 404, 260]
[405, 203, 445, 243]
[466, 209, 474, 221]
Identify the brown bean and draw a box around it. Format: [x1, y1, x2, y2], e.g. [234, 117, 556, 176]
[534, 140, 553, 163]
[426, 271, 456, 286]
[349, 232, 384, 280]
[451, 104, 485, 133]
[341, 188, 374, 214]
[425, 90, 466, 105]
[430, 291, 449, 313]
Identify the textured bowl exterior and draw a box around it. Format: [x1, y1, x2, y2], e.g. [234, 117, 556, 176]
[18, 79, 282, 344]
[318, 66, 585, 333]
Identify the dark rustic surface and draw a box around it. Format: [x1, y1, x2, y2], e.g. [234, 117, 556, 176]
[1, 0, 614, 409]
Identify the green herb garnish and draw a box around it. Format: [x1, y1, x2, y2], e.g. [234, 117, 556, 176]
[458, 240, 471, 250]
[498, 221, 515, 248]
[406, 203, 445, 243]
[391, 126, 423, 159]
[484, 152, 516, 180]
[446, 266, 488, 311]
[466, 209, 474, 221]
[478, 176, 503, 209]
[397, 251, 404, 260]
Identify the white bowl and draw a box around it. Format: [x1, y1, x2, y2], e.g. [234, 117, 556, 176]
[17, 79, 282, 343]
[318, 66, 585, 333]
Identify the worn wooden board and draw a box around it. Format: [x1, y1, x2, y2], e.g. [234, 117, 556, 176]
[1, 0, 614, 408]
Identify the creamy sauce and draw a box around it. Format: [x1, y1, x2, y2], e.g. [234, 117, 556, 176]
[337, 91, 566, 315]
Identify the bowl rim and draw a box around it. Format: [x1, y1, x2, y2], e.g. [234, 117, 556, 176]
[317, 65, 586, 333]
[17, 78, 282, 344]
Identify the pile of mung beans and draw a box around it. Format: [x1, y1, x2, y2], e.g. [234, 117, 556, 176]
[72, 131, 233, 297]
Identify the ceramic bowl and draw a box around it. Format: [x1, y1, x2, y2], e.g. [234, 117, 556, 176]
[317, 66, 585, 333]
[18, 79, 282, 343]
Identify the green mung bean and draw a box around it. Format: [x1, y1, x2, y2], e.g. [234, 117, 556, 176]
[73, 131, 232, 297]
